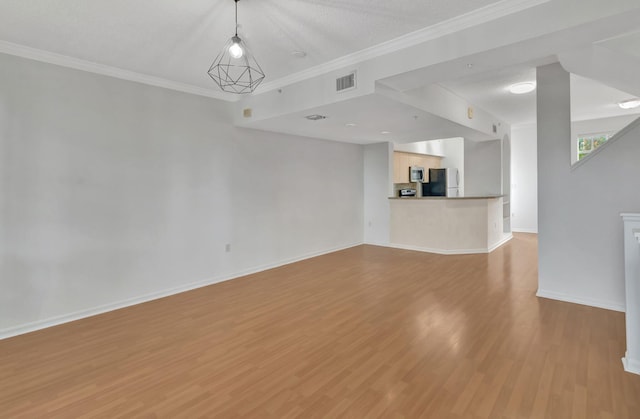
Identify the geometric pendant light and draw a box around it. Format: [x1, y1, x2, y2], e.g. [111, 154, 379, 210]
[208, 0, 265, 94]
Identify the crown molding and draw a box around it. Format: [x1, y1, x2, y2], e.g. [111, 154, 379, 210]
[256, 0, 551, 93]
[0, 40, 237, 102]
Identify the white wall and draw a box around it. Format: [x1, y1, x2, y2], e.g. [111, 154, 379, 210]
[537, 62, 640, 311]
[0, 53, 364, 336]
[363, 142, 393, 246]
[464, 139, 502, 196]
[510, 116, 639, 234]
[440, 138, 465, 195]
[511, 124, 538, 233]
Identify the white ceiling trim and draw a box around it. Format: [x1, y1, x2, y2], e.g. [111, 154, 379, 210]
[256, 0, 551, 94]
[0, 40, 236, 102]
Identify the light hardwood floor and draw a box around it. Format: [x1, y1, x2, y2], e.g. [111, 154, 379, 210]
[1, 234, 639, 418]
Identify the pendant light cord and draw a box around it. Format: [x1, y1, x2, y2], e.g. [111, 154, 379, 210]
[235, 0, 239, 37]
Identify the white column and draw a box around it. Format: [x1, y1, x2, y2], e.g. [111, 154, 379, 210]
[536, 63, 572, 300]
[621, 213, 640, 375]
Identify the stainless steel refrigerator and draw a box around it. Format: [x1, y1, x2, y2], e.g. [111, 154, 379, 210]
[428, 168, 460, 197]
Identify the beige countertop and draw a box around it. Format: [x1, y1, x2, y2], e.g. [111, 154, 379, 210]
[389, 195, 504, 200]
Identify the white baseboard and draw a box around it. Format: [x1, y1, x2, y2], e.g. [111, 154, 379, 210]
[488, 234, 513, 252]
[512, 228, 538, 234]
[383, 238, 511, 256]
[384, 243, 485, 255]
[363, 240, 391, 247]
[536, 288, 625, 312]
[0, 242, 363, 340]
[622, 354, 640, 375]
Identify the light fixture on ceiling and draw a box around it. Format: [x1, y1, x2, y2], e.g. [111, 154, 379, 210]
[208, 0, 265, 94]
[618, 99, 640, 110]
[305, 114, 327, 121]
[380, 131, 391, 135]
[509, 82, 536, 95]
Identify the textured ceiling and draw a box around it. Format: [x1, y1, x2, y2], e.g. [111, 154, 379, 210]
[440, 66, 538, 126]
[245, 93, 495, 145]
[0, 0, 502, 89]
[597, 30, 640, 60]
[440, 67, 640, 126]
[2, 0, 639, 141]
[570, 74, 640, 122]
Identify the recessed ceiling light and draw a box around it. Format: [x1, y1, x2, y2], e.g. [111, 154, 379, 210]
[380, 131, 391, 135]
[618, 99, 640, 110]
[345, 123, 357, 127]
[509, 82, 536, 94]
[305, 114, 327, 121]
[291, 50, 307, 58]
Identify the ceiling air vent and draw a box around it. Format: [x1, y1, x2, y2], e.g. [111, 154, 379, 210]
[336, 71, 356, 92]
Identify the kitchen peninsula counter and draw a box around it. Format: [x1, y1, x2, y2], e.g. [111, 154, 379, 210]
[388, 195, 510, 254]
[389, 195, 503, 200]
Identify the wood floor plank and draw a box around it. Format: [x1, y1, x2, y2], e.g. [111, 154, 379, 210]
[1, 234, 639, 417]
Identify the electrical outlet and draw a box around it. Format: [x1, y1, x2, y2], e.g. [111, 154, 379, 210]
[225, 243, 231, 253]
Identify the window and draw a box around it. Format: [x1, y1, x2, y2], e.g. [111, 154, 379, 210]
[577, 132, 613, 160]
